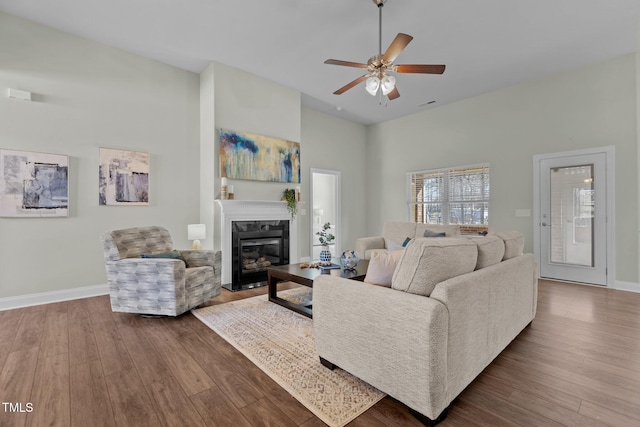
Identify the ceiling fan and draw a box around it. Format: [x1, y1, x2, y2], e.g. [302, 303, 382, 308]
[324, 0, 445, 100]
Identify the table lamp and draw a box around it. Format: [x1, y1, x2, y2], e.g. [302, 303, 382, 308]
[187, 224, 206, 249]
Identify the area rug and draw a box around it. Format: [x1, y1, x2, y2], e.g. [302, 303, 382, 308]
[191, 287, 385, 427]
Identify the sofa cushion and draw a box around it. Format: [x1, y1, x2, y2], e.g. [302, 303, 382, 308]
[496, 231, 525, 260]
[392, 237, 478, 296]
[474, 235, 505, 269]
[364, 250, 404, 287]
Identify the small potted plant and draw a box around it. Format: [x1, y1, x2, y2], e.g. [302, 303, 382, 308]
[316, 222, 335, 262]
[283, 189, 297, 219]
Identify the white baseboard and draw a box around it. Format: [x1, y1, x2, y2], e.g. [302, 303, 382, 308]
[0, 284, 109, 311]
[2, 278, 636, 311]
[613, 280, 640, 293]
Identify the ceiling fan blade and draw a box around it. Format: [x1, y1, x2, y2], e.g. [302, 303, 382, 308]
[387, 86, 400, 100]
[395, 64, 446, 74]
[324, 59, 368, 68]
[333, 75, 368, 95]
[382, 33, 413, 63]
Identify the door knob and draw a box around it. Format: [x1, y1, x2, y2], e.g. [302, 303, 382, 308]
[541, 222, 547, 226]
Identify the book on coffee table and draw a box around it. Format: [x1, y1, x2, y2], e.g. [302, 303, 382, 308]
[318, 263, 340, 270]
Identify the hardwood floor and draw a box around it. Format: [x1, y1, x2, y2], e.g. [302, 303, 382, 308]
[1, 279, 640, 426]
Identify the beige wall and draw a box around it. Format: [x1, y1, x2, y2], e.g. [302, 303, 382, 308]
[366, 54, 638, 283]
[0, 12, 368, 302]
[212, 61, 302, 204]
[301, 108, 367, 257]
[199, 62, 216, 250]
[204, 61, 302, 255]
[1, 10, 637, 302]
[0, 12, 202, 299]
[201, 61, 368, 259]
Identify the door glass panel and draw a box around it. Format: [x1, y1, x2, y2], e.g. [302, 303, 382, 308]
[549, 164, 594, 267]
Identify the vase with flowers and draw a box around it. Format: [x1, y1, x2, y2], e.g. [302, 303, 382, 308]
[316, 222, 335, 262]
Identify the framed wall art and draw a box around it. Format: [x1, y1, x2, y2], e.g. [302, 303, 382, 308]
[99, 148, 149, 206]
[0, 149, 69, 217]
[219, 128, 300, 183]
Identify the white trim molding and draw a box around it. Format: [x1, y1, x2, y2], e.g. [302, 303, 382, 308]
[0, 284, 109, 311]
[310, 168, 342, 259]
[613, 281, 640, 293]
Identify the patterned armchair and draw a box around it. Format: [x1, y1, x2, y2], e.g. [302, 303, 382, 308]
[101, 225, 221, 316]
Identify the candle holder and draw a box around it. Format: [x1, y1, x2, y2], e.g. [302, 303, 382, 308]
[221, 177, 228, 200]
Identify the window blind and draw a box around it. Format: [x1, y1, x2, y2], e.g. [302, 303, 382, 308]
[408, 164, 489, 225]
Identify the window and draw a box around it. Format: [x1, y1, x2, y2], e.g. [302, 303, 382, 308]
[407, 164, 490, 228]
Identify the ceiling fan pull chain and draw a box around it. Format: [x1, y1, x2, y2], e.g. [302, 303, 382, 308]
[378, 90, 387, 108]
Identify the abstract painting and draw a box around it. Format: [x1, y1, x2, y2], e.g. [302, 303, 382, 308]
[99, 148, 149, 206]
[0, 149, 69, 217]
[219, 129, 300, 183]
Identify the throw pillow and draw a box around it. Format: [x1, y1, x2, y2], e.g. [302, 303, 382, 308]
[423, 230, 446, 238]
[384, 238, 404, 251]
[140, 250, 189, 267]
[416, 224, 460, 237]
[364, 250, 405, 287]
[392, 237, 477, 296]
[474, 235, 505, 269]
[402, 237, 412, 247]
[496, 231, 525, 260]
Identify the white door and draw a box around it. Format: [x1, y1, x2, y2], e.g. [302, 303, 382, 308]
[535, 151, 610, 286]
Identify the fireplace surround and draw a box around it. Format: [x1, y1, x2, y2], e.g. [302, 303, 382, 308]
[216, 200, 299, 291]
[229, 220, 289, 291]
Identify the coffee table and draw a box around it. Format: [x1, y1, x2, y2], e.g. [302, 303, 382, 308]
[267, 259, 369, 318]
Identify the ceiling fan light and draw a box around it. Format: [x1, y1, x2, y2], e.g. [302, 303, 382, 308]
[380, 75, 396, 95]
[365, 76, 380, 96]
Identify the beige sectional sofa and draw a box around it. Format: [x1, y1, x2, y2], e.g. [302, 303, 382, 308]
[313, 231, 537, 425]
[355, 221, 461, 259]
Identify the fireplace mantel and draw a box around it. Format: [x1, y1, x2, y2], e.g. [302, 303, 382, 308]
[217, 199, 288, 213]
[216, 199, 298, 286]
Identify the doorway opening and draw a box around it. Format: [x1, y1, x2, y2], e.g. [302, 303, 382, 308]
[310, 169, 341, 261]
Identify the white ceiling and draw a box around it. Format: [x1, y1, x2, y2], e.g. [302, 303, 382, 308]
[1, 0, 639, 125]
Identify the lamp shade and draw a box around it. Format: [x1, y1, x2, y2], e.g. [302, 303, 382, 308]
[380, 75, 396, 95]
[365, 76, 380, 96]
[187, 224, 206, 240]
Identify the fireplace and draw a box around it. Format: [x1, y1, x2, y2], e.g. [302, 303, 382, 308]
[227, 220, 289, 291]
[216, 200, 299, 291]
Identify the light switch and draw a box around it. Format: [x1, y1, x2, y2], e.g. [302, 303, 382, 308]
[7, 88, 32, 101]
